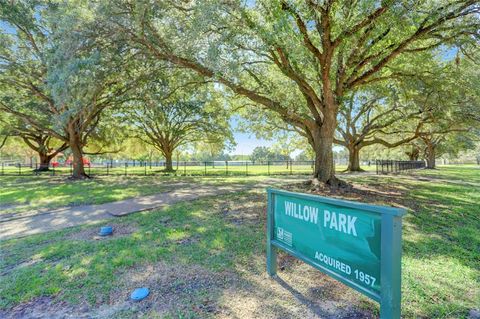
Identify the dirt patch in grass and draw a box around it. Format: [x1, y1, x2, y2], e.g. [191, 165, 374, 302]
[0, 296, 91, 319]
[0, 256, 44, 277]
[281, 180, 420, 212]
[102, 261, 239, 318]
[101, 257, 375, 318]
[217, 253, 376, 319]
[218, 192, 267, 226]
[67, 223, 138, 241]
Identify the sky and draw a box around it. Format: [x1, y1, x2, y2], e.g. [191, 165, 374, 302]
[230, 132, 272, 155]
[229, 116, 273, 155]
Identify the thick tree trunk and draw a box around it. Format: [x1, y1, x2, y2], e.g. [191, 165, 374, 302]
[311, 121, 336, 184]
[425, 145, 436, 169]
[69, 129, 88, 179]
[164, 151, 174, 172]
[346, 145, 363, 172]
[37, 153, 53, 171]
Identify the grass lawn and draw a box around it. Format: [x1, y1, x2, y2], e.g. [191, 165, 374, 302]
[1, 163, 370, 177]
[0, 164, 368, 215]
[0, 165, 478, 318]
[0, 175, 290, 215]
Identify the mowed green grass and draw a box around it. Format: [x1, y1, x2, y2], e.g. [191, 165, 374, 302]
[0, 165, 478, 317]
[400, 166, 479, 317]
[341, 165, 479, 317]
[0, 176, 169, 212]
[0, 164, 362, 214]
[0, 175, 273, 214]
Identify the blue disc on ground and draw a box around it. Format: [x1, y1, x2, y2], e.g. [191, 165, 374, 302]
[99, 226, 113, 236]
[131, 287, 150, 301]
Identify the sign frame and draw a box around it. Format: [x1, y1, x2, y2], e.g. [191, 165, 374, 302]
[266, 188, 406, 319]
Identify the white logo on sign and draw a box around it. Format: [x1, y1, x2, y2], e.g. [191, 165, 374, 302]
[277, 227, 292, 246]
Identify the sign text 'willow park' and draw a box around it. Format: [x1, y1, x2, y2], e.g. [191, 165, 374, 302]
[266, 188, 406, 319]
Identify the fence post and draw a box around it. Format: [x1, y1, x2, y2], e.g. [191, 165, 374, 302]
[124, 162, 127, 176]
[144, 162, 147, 176]
[18, 163, 21, 175]
[225, 161, 228, 176]
[204, 162, 207, 176]
[245, 161, 248, 176]
[107, 163, 109, 176]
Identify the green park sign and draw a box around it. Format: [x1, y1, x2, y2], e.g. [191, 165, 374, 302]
[266, 188, 406, 318]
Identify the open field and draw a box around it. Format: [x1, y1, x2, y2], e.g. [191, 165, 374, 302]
[0, 175, 303, 216]
[0, 164, 374, 215]
[0, 162, 377, 178]
[0, 165, 478, 318]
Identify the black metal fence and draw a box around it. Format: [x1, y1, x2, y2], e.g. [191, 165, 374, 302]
[375, 160, 425, 174]
[0, 160, 318, 177]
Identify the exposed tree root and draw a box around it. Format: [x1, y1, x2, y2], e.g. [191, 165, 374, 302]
[308, 176, 353, 193]
[68, 174, 91, 180]
[344, 168, 366, 173]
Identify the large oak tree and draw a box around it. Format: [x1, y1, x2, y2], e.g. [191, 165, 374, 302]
[0, 2, 135, 178]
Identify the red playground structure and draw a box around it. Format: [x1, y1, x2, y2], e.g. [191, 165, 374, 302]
[65, 157, 91, 167]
